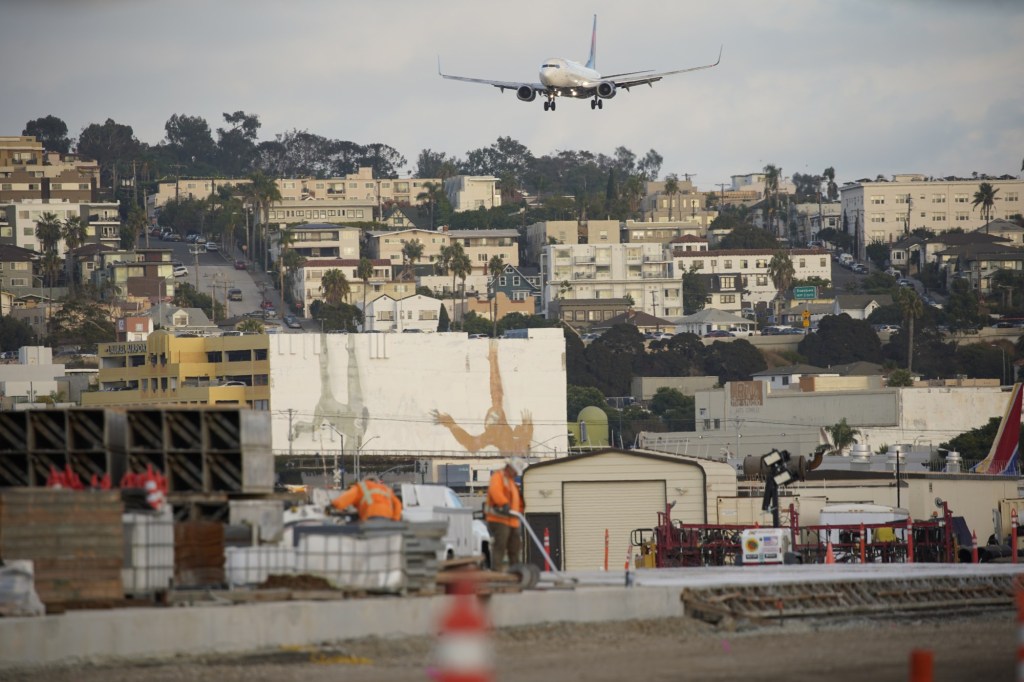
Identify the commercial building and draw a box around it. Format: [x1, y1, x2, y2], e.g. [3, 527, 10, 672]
[83, 330, 270, 409]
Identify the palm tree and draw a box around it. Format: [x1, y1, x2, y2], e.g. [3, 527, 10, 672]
[416, 181, 445, 230]
[827, 418, 861, 455]
[822, 166, 838, 202]
[248, 172, 282, 269]
[972, 182, 999, 233]
[60, 215, 88, 292]
[236, 318, 265, 334]
[356, 257, 374, 328]
[894, 286, 924, 373]
[767, 251, 795, 323]
[487, 254, 505, 337]
[126, 206, 149, 249]
[401, 239, 424, 280]
[320, 268, 351, 307]
[35, 212, 63, 296]
[450, 245, 472, 327]
[663, 174, 679, 221]
[277, 227, 296, 302]
[763, 164, 781, 236]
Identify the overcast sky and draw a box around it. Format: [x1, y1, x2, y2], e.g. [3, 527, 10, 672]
[3, 0, 1022, 190]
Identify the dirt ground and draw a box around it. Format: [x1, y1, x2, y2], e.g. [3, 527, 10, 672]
[2, 610, 1015, 682]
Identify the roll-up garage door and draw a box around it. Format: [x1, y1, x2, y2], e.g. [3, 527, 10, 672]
[563, 480, 666, 571]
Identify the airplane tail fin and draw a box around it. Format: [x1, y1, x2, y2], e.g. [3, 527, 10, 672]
[972, 382, 1022, 475]
[585, 14, 597, 70]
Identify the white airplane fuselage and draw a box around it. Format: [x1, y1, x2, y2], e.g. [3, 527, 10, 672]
[539, 58, 601, 96]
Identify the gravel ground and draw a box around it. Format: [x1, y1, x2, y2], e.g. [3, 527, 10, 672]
[2, 609, 1015, 682]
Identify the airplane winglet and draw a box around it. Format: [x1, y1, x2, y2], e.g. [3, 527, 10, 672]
[437, 55, 442, 76]
[715, 45, 723, 66]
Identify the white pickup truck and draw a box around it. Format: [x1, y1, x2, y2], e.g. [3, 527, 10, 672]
[400, 484, 491, 566]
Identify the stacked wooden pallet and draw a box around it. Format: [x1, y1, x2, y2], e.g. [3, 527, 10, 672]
[0, 489, 123, 608]
[174, 521, 225, 587]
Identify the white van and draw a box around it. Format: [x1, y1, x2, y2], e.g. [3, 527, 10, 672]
[400, 484, 491, 565]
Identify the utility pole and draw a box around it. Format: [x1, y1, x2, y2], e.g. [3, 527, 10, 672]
[288, 409, 294, 457]
[716, 183, 728, 210]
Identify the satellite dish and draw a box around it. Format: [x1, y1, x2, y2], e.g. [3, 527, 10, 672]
[934, 496, 945, 509]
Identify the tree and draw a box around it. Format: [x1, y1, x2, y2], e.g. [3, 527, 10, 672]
[893, 286, 924, 372]
[309, 299, 363, 332]
[763, 164, 781, 236]
[415, 149, 460, 180]
[487, 255, 505, 337]
[35, 212, 63, 293]
[163, 113, 217, 169]
[437, 302, 451, 332]
[865, 242, 890, 269]
[320, 269, 351, 307]
[23, 115, 71, 155]
[216, 111, 261, 176]
[584, 324, 645, 396]
[940, 417, 1024, 467]
[827, 418, 861, 455]
[61, 215, 88, 291]
[767, 251, 795, 322]
[703, 339, 767, 383]
[236, 318, 265, 334]
[248, 172, 281, 270]
[173, 282, 223, 320]
[972, 182, 999, 232]
[280, 249, 306, 311]
[416, 181, 445, 230]
[0, 317, 36, 351]
[401, 239, 425, 280]
[945, 279, 986, 332]
[887, 369, 913, 387]
[681, 265, 708, 315]
[567, 385, 610, 421]
[823, 167, 839, 202]
[798, 314, 883, 366]
[76, 118, 142, 193]
[663, 174, 679, 221]
[717, 224, 779, 250]
[649, 387, 695, 431]
[47, 297, 115, 347]
[277, 227, 296, 301]
[126, 206, 148, 249]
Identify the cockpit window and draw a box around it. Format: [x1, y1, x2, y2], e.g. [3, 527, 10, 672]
[542, 63, 561, 69]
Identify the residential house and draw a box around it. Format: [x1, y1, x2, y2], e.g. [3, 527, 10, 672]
[832, 294, 893, 320]
[674, 308, 756, 337]
[695, 272, 746, 315]
[446, 228, 520, 275]
[362, 293, 441, 332]
[597, 309, 675, 334]
[639, 178, 708, 223]
[144, 304, 219, 336]
[751, 364, 835, 391]
[0, 244, 36, 290]
[940, 242, 1024, 294]
[381, 205, 432, 231]
[490, 263, 542, 312]
[116, 316, 154, 342]
[621, 221, 703, 246]
[778, 302, 833, 327]
[0, 346, 66, 409]
[920, 232, 1009, 273]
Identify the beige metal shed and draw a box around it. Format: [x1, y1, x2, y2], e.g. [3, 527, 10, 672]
[521, 448, 736, 571]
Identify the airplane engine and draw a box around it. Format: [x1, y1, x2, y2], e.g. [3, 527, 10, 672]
[596, 81, 617, 99]
[516, 86, 537, 102]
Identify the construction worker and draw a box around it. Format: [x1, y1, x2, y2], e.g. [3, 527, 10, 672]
[329, 474, 403, 521]
[486, 457, 527, 570]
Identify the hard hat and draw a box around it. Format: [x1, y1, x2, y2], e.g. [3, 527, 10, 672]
[361, 473, 381, 483]
[506, 457, 527, 476]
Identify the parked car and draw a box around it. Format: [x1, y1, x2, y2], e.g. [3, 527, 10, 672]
[874, 324, 901, 333]
[188, 245, 205, 255]
[283, 315, 302, 329]
[781, 327, 807, 335]
[704, 330, 735, 338]
[227, 288, 243, 301]
[173, 265, 188, 277]
[205, 242, 218, 251]
[260, 299, 275, 310]
[234, 259, 247, 270]
[761, 326, 787, 336]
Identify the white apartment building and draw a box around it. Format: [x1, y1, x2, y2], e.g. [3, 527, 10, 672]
[0, 199, 121, 254]
[444, 176, 501, 212]
[524, 219, 620, 266]
[671, 248, 831, 310]
[839, 174, 1024, 259]
[271, 223, 361, 262]
[541, 242, 682, 318]
[362, 294, 441, 333]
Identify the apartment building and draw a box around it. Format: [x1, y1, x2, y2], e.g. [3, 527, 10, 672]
[839, 174, 1024, 259]
[525, 220, 580, 266]
[671, 247, 831, 311]
[292, 258, 406, 318]
[0, 244, 36, 290]
[639, 178, 716, 227]
[148, 177, 250, 213]
[367, 228, 450, 269]
[362, 294, 441, 332]
[447, 228, 520, 275]
[83, 330, 270, 409]
[272, 223, 360, 262]
[0, 199, 121, 253]
[444, 175, 501, 212]
[541, 242, 681, 318]
[95, 249, 177, 301]
[622, 221, 704, 247]
[793, 202, 842, 244]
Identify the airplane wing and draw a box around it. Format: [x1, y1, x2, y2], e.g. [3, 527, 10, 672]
[437, 58, 544, 94]
[611, 47, 722, 90]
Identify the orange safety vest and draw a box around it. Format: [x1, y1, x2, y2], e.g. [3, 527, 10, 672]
[485, 470, 523, 527]
[331, 480, 403, 521]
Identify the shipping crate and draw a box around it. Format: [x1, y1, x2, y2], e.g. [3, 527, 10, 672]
[0, 489, 123, 606]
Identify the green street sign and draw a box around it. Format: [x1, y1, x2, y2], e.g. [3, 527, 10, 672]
[793, 286, 817, 300]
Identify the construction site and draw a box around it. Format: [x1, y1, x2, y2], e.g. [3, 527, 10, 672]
[1, 404, 1023, 681]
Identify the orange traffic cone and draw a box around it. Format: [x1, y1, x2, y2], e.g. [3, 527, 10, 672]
[432, 580, 493, 682]
[971, 531, 979, 564]
[825, 541, 836, 565]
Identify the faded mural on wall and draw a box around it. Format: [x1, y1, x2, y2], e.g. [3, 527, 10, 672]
[269, 331, 567, 456]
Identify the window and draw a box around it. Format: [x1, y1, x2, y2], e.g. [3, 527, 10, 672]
[723, 260, 732, 269]
[693, 260, 704, 270]
[720, 276, 736, 289]
[756, 275, 768, 286]
[512, 276, 520, 285]
[799, 258, 806, 267]
[254, 349, 267, 361]
[931, 193, 946, 203]
[1006, 192, 1019, 202]
[895, 194, 910, 204]
[740, 260, 748, 268]
[931, 213, 946, 222]
[956, 212, 970, 222]
[870, 195, 885, 204]
[498, 276, 507, 286]
[871, 214, 885, 223]
[377, 310, 394, 321]
[954, 193, 969, 203]
[819, 258, 827, 267]
[721, 294, 736, 304]
[755, 259, 767, 268]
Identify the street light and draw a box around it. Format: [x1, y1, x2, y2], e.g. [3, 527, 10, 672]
[320, 423, 345, 487]
[990, 343, 1006, 385]
[356, 436, 380, 480]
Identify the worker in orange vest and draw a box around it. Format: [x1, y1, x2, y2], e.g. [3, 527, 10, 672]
[329, 474, 403, 521]
[486, 457, 527, 570]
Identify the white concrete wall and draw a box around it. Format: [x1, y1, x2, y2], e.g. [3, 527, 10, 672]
[269, 330, 568, 456]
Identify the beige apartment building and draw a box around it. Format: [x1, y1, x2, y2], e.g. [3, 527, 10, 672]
[447, 228, 520, 275]
[271, 223, 361, 262]
[444, 175, 501, 212]
[367, 228, 450, 269]
[0, 199, 121, 254]
[839, 174, 1024, 259]
[525, 219, 620, 266]
[622, 220, 704, 246]
[292, 258, 409, 319]
[541, 242, 681, 319]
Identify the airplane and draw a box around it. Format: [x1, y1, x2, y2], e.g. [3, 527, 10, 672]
[438, 15, 721, 112]
[972, 382, 1022, 476]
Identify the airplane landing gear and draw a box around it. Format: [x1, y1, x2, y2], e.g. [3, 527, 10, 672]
[591, 98, 603, 110]
[544, 97, 556, 112]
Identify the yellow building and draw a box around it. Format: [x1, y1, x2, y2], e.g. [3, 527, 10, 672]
[82, 330, 270, 409]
